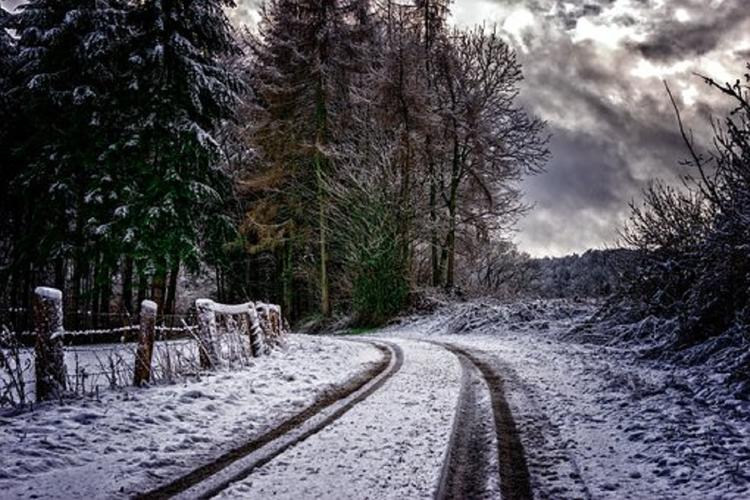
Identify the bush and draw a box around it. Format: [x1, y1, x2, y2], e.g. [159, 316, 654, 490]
[620, 70, 750, 348]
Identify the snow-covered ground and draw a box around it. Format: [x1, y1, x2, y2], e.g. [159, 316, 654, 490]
[0, 335, 382, 499]
[215, 338, 462, 499]
[379, 300, 750, 499]
[2, 299, 747, 499]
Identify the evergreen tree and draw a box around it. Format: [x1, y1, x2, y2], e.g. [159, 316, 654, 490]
[7, 0, 129, 312]
[0, 7, 17, 300]
[113, 0, 242, 311]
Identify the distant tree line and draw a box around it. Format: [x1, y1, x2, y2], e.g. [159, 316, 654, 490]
[0, 0, 548, 326]
[460, 242, 631, 299]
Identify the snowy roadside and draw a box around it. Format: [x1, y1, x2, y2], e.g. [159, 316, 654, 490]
[380, 301, 750, 499]
[214, 338, 462, 500]
[0, 335, 382, 499]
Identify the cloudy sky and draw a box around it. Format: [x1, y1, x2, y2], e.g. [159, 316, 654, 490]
[5, 0, 748, 257]
[232, 0, 750, 256]
[447, 0, 750, 257]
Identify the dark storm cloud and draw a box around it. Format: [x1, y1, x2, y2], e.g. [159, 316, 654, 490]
[630, 0, 749, 62]
[481, 0, 750, 255]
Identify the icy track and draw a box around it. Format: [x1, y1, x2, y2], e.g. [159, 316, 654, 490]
[378, 301, 750, 499]
[214, 339, 462, 499]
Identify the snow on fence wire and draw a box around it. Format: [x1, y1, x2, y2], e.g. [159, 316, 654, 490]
[0, 287, 288, 409]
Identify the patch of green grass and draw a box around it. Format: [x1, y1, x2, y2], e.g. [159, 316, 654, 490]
[346, 326, 377, 336]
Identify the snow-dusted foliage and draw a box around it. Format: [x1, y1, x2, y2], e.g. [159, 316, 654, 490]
[611, 72, 750, 395]
[237, 2, 548, 323]
[1, 0, 242, 315]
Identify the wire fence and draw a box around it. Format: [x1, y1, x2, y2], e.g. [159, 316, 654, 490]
[0, 309, 198, 346]
[0, 320, 257, 409]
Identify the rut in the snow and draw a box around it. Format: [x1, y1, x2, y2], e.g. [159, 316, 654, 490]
[135, 340, 403, 499]
[436, 351, 500, 499]
[439, 343, 533, 500]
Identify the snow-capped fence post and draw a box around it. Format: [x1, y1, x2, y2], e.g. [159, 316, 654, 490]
[196, 299, 219, 369]
[273, 305, 285, 335]
[246, 304, 265, 357]
[33, 286, 67, 402]
[133, 300, 157, 386]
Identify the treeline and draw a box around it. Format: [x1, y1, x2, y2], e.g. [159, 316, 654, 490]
[0, 0, 547, 325]
[235, 0, 548, 324]
[463, 243, 631, 299]
[619, 74, 750, 348]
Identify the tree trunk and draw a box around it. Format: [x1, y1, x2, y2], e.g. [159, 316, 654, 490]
[136, 269, 147, 307]
[317, 157, 330, 317]
[445, 132, 461, 290]
[122, 256, 134, 314]
[150, 266, 167, 314]
[99, 264, 111, 316]
[54, 258, 66, 292]
[91, 257, 101, 327]
[282, 238, 294, 322]
[429, 160, 441, 287]
[164, 257, 180, 315]
[315, 68, 331, 318]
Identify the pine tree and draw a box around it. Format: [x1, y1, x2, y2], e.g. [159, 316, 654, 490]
[7, 0, 130, 312]
[0, 7, 17, 299]
[114, 0, 242, 311]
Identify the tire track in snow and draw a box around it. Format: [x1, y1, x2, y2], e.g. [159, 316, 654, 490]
[434, 346, 500, 500]
[134, 340, 403, 500]
[436, 342, 534, 500]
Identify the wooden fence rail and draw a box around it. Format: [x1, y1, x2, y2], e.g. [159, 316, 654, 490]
[194, 299, 288, 370]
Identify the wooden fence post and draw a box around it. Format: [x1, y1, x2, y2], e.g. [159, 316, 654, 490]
[34, 287, 66, 402]
[133, 300, 157, 386]
[196, 299, 219, 369]
[256, 303, 273, 350]
[270, 306, 280, 337]
[246, 303, 265, 358]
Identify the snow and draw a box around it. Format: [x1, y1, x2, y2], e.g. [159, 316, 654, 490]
[2, 299, 747, 498]
[0, 335, 382, 499]
[212, 302, 253, 315]
[140, 300, 158, 314]
[34, 286, 62, 301]
[378, 300, 750, 499]
[214, 338, 462, 499]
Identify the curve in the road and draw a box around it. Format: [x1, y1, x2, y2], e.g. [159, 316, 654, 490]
[437, 342, 534, 500]
[134, 339, 403, 500]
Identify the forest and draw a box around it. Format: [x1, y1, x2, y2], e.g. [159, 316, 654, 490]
[0, 0, 549, 326]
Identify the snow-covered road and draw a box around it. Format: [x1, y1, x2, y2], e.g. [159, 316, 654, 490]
[377, 301, 750, 499]
[215, 339, 462, 499]
[2, 301, 748, 499]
